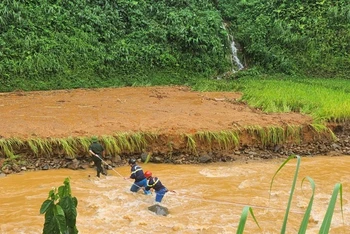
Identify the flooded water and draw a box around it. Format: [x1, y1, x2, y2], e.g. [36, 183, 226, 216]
[1, 156, 349, 234]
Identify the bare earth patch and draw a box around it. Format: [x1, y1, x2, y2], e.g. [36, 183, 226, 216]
[0, 86, 313, 139]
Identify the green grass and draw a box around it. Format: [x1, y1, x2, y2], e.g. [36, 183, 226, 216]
[231, 77, 350, 123]
[190, 76, 350, 124]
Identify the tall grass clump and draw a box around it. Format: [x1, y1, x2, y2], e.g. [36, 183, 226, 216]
[196, 130, 240, 150]
[236, 155, 343, 233]
[244, 125, 305, 147]
[27, 138, 53, 156]
[0, 137, 24, 159]
[190, 78, 245, 92]
[112, 132, 157, 153]
[309, 124, 337, 141]
[183, 130, 240, 155]
[182, 127, 308, 154]
[184, 133, 197, 155]
[53, 137, 78, 159]
[0, 132, 159, 159]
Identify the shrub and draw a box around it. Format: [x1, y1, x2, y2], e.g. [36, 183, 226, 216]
[40, 178, 78, 234]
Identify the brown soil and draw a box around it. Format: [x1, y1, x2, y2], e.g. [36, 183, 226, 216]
[2, 85, 350, 174]
[1, 86, 314, 139]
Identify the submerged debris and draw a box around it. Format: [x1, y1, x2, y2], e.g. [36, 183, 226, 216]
[148, 204, 169, 216]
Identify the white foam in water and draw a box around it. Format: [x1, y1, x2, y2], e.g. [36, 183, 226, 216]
[105, 189, 128, 201]
[200, 167, 257, 177]
[238, 179, 257, 189]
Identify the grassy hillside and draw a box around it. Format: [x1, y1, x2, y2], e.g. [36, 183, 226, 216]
[0, 0, 349, 92]
[218, 0, 350, 77]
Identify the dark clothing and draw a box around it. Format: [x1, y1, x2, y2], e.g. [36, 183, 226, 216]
[145, 176, 166, 192]
[89, 142, 105, 177]
[89, 142, 104, 156]
[129, 164, 150, 194]
[130, 165, 147, 182]
[145, 176, 168, 202]
[92, 156, 103, 177]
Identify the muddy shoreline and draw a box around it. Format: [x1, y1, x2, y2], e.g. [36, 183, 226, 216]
[1, 123, 349, 175]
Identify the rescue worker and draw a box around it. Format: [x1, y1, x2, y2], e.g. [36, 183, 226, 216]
[88, 136, 106, 178]
[144, 171, 168, 203]
[125, 158, 150, 195]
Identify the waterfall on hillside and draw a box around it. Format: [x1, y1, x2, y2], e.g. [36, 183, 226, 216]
[216, 23, 244, 79]
[229, 35, 244, 72]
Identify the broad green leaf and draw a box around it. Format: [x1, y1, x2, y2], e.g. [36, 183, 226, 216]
[54, 204, 65, 217]
[49, 189, 55, 200]
[40, 200, 53, 214]
[43, 207, 67, 234]
[54, 205, 68, 234]
[58, 185, 65, 198]
[43, 208, 55, 234]
[63, 178, 71, 195]
[72, 197, 78, 207]
[60, 196, 78, 227]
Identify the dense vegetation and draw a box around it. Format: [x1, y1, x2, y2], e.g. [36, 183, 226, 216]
[0, 0, 349, 91]
[220, 0, 350, 77]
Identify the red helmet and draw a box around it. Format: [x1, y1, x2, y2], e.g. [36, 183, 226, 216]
[144, 171, 152, 178]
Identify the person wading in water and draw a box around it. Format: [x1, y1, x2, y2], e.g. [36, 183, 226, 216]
[89, 136, 106, 178]
[125, 158, 150, 195]
[144, 170, 168, 203]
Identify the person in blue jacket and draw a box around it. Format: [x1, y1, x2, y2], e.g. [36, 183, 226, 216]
[144, 171, 168, 203]
[125, 158, 150, 195]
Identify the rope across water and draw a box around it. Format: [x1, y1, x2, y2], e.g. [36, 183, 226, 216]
[95, 157, 306, 215]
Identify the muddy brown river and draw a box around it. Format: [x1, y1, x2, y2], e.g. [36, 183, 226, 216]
[1, 156, 349, 234]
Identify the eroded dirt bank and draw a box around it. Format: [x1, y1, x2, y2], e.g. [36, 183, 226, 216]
[0, 86, 349, 174]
